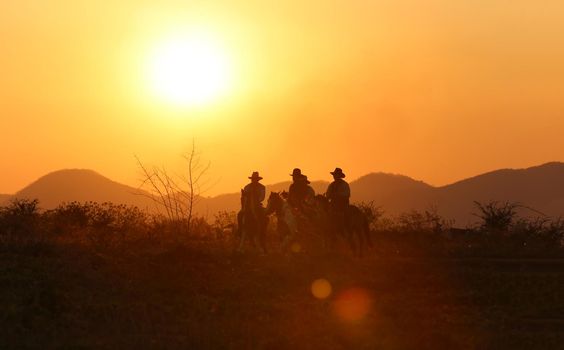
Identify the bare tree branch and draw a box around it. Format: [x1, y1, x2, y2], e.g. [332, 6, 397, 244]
[135, 140, 213, 236]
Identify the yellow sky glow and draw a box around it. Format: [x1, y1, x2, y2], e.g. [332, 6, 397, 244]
[1, 1, 564, 195]
[147, 31, 233, 107]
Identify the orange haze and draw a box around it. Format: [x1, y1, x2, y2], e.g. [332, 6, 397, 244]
[2, 1, 564, 195]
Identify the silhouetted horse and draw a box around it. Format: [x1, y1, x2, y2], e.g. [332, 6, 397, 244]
[265, 191, 298, 253]
[345, 204, 373, 256]
[309, 194, 333, 249]
[237, 189, 267, 253]
[312, 195, 373, 256]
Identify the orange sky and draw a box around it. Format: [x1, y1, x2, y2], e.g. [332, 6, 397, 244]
[2, 1, 564, 195]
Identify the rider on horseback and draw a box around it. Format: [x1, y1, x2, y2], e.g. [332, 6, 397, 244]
[238, 171, 268, 252]
[326, 168, 350, 207]
[288, 168, 315, 216]
[325, 167, 350, 233]
[243, 171, 266, 210]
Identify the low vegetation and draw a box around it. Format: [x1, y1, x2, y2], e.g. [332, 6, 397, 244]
[0, 199, 563, 349]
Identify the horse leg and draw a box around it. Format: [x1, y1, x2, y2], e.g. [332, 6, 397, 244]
[286, 218, 299, 253]
[364, 218, 373, 249]
[348, 232, 358, 256]
[250, 227, 258, 250]
[331, 225, 339, 251]
[254, 225, 266, 254]
[326, 227, 337, 253]
[278, 219, 292, 253]
[236, 211, 245, 252]
[237, 228, 246, 252]
[357, 229, 365, 257]
[329, 231, 337, 252]
[281, 227, 297, 254]
[342, 225, 359, 256]
[259, 231, 267, 254]
[322, 228, 329, 252]
[260, 219, 268, 254]
[280, 227, 292, 253]
[349, 221, 363, 257]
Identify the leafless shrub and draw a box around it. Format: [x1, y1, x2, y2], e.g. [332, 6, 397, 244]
[355, 201, 384, 231]
[213, 210, 237, 240]
[397, 206, 451, 233]
[473, 201, 520, 232]
[512, 217, 564, 248]
[136, 140, 213, 236]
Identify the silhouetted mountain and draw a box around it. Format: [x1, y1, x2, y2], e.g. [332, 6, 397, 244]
[199, 163, 564, 223]
[4, 163, 564, 224]
[0, 194, 10, 206]
[13, 169, 155, 211]
[350, 173, 434, 213]
[434, 162, 564, 224]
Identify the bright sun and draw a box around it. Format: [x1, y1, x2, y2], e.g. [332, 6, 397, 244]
[149, 34, 231, 106]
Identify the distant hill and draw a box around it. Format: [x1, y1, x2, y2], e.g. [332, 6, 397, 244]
[434, 162, 564, 224]
[348, 163, 564, 225]
[350, 173, 434, 213]
[3, 163, 564, 225]
[0, 194, 11, 206]
[12, 169, 155, 211]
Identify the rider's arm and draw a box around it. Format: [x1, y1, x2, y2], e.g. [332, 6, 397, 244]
[325, 182, 335, 199]
[258, 185, 266, 202]
[342, 182, 351, 198]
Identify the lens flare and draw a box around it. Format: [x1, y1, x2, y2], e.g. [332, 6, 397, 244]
[311, 278, 332, 299]
[333, 287, 373, 322]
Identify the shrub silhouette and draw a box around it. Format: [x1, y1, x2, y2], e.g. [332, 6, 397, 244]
[0, 198, 562, 257]
[355, 201, 383, 231]
[212, 210, 238, 240]
[473, 201, 519, 232]
[512, 217, 564, 249]
[0, 198, 40, 236]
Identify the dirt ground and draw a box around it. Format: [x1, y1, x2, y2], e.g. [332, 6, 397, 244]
[1, 240, 563, 349]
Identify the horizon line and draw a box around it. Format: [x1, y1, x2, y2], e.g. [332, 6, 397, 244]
[2, 160, 563, 197]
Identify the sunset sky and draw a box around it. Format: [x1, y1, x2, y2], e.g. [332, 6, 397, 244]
[2, 1, 564, 196]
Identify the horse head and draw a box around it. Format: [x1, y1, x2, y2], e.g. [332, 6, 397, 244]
[266, 191, 283, 215]
[314, 194, 329, 209]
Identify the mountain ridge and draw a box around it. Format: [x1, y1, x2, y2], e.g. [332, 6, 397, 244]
[10, 169, 155, 210]
[2, 162, 564, 224]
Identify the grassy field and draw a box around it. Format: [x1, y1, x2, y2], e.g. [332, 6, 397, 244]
[1, 237, 563, 350]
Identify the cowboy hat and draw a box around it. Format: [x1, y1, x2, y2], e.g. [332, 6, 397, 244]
[330, 167, 346, 178]
[290, 168, 303, 177]
[302, 175, 311, 184]
[248, 171, 263, 180]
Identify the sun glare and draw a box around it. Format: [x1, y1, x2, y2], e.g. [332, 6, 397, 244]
[149, 34, 231, 106]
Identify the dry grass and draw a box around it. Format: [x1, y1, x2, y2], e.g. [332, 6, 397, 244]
[0, 200, 563, 349]
[0, 235, 563, 350]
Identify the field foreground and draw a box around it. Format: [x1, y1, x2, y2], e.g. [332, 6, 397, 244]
[1, 240, 563, 350]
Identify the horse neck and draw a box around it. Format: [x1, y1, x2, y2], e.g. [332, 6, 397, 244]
[268, 196, 285, 217]
[280, 200, 293, 218]
[313, 199, 330, 218]
[270, 197, 283, 216]
[243, 193, 258, 216]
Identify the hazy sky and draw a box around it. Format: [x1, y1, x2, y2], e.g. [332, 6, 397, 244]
[2, 1, 564, 195]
